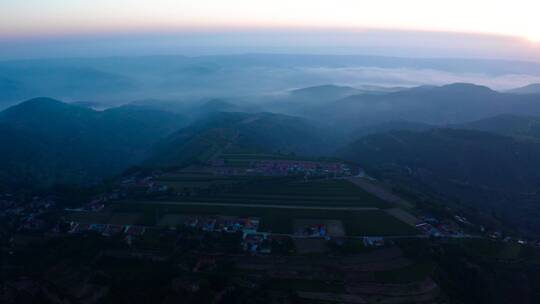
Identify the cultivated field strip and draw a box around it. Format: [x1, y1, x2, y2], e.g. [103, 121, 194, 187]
[110, 201, 419, 236]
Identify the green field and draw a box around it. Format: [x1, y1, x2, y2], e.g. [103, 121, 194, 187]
[371, 261, 435, 283]
[73, 175, 418, 236]
[109, 201, 418, 236]
[221, 153, 315, 161]
[154, 174, 279, 190]
[156, 175, 254, 182]
[266, 278, 345, 293]
[63, 211, 144, 225]
[165, 179, 391, 208]
[225, 179, 383, 198]
[162, 197, 386, 208]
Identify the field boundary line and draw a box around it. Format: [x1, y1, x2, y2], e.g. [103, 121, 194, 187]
[117, 200, 380, 211]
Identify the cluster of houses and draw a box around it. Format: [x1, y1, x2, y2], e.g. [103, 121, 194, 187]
[159, 214, 284, 254]
[66, 213, 279, 254]
[18, 214, 48, 232]
[62, 174, 169, 214]
[120, 172, 169, 194]
[0, 194, 16, 210]
[363, 236, 385, 247]
[210, 158, 352, 177]
[414, 212, 540, 248]
[415, 214, 464, 237]
[211, 167, 250, 176]
[243, 232, 271, 254]
[163, 215, 261, 235]
[252, 160, 350, 176]
[121, 175, 154, 187]
[68, 222, 146, 239]
[159, 214, 271, 253]
[242, 233, 294, 254]
[2, 195, 56, 215]
[0, 195, 57, 233]
[487, 231, 536, 246]
[87, 193, 120, 211]
[295, 223, 328, 237]
[63, 192, 123, 213]
[453, 215, 472, 225]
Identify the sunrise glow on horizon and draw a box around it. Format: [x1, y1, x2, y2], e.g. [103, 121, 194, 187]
[2, 0, 540, 42]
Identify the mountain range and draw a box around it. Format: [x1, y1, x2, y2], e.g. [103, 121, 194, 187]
[0, 98, 185, 187]
[3, 83, 540, 236]
[307, 83, 540, 129]
[2, 54, 540, 109]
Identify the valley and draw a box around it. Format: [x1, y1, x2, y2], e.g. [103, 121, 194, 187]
[3, 80, 540, 303]
[3, 2, 540, 303]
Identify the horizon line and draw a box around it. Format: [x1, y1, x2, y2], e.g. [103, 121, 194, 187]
[0, 24, 534, 43]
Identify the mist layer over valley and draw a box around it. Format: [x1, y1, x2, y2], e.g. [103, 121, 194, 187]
[3, 54, 540, 238]
[6, 0, 540, 301]
[2, 54, 540, 110]
[2, 51, 540, 303]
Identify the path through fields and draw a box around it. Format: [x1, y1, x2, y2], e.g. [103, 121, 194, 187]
[120, 200, 381, 211]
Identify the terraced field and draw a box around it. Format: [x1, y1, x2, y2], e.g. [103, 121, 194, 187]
[220, 153, 317, 161]
[232, 247, 440, 303]
[63, 211, 143, 225]
[166, 178, 392, 208]
[110, 202, 418, 236]
[154, 172, 282, 190]
[100, 175, 418, 236]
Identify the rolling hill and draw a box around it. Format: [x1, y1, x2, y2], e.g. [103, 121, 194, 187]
[147, 111, 334, 167]
[455, 114, 540, 141]
[0, 98, 186, 187]
[338, 128, 540, 235]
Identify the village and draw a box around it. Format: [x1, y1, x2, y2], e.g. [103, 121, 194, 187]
[2, 161, 538, 258]
[2, 164, 540, 304]
[210, 157, 353, 177]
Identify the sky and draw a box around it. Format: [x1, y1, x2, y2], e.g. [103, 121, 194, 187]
[1, 0, 540, 60]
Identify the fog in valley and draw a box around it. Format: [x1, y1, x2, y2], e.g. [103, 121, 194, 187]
[4, 3, 540, 302]
[2, 53, 540, 110]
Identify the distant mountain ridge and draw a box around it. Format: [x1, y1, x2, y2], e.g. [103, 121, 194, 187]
[312, 83, 540, 129]
[4, 81, 540, 189]
[508, 83, 540, 94]
[0, 97, 185, 187]
[2, 54, 540, 109]
[290, 85, 362, 100]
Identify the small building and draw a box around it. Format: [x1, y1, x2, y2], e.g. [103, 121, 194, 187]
[124, 225, 146, 236]
[103, 224, 124, 236]
[363, 236, 385, 247]
[89, 223, 107, 234]
[242, 232, 269, 254]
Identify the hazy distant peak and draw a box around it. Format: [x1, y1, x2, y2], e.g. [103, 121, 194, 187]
[290, 84, 359, 97]
[291, 84, 355, 93]
[403, 85, 438, 92]
[507, 83, 540, 94]
[1, 97, 79, 116]
[14, 97, 64, 107]
[199, 98, 235, 110]
[437, 83, 495, 93]
[399, 83, 495, 96]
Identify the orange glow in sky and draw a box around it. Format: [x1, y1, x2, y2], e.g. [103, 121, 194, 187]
[1, 0, 540, 41]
